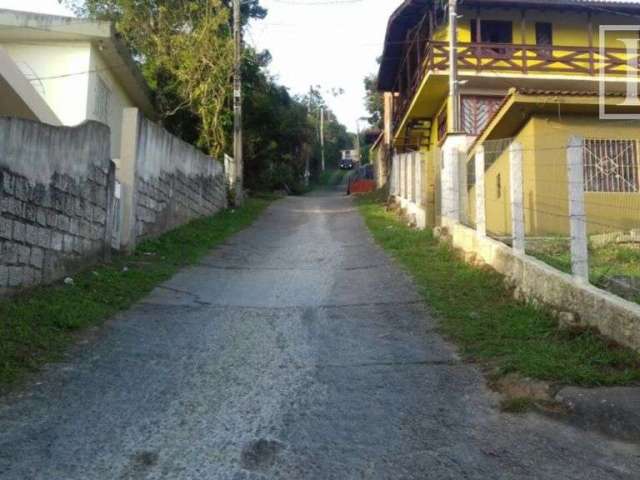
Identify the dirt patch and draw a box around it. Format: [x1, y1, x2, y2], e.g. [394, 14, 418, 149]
[240, 438, 284, 472]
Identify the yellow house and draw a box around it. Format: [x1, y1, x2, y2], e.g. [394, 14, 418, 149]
[377, 0, 640, 234]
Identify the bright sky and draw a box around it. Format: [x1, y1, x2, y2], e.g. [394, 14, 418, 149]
[248, 0, 398, 131]
[0, 0, 398, 131]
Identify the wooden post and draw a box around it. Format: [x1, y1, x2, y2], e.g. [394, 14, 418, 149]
[510, 141, 525, 255]
[567, 136, 589, 283]
[475, 146, 486, 236]
[521, 10, 528, 74]
[587, 11, 595, 75]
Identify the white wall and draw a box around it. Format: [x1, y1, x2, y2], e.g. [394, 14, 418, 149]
[3, 42, 91, 126]
[2, 41, 137, 157]
[87, 45, 136, 157]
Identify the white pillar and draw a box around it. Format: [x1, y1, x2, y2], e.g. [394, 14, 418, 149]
[394, 155, 399, 196]
[459, 151, 469, 225]
[510, 141, 525, 255]
[440, 134, 474, 227]
[400, 154, 405, 199]
[118, 108, 141, 252]
[567, 135, 589, 284]
[403, 154, 408, 200]
[475, 146, 486, 237]
[415, 152, 423, 206]
[409, 153, 415, 203]
[442, 144, 461, 223]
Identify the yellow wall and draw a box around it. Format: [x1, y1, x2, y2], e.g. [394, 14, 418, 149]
[457, 7, 639, 47]
[436, 7, 640, 76]
[473, 114, 640, 237]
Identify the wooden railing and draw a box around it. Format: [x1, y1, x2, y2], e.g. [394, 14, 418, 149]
[393, 41, 637, 130]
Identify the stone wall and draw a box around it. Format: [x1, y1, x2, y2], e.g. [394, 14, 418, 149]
[119, 109, 226, 249]
[0, 118, 114, 296]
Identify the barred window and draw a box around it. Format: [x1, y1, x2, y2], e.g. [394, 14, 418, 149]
[461, 95, 504, 135]
[583, 139, 639, 193]
[93, 76, 112, 124]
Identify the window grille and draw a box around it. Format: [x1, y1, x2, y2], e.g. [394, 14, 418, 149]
[583, 139, 639, 193]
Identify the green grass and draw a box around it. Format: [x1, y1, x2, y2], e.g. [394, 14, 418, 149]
[0, 196, 276, 390]
[528, 239, 640, 301]
[357, 194, 640, 387]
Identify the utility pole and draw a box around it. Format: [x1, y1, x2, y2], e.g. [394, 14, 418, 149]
[233, 0, 243, 201]
[320, 107, 325, 172]
[355, 121, 361, 165]
[448, 0, 460, 132]
[304, 86, 312, 186]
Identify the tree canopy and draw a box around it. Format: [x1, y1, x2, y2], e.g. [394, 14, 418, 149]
[62, 0, 351, 191]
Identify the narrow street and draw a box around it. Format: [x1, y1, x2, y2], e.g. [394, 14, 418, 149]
[1, 191, 638, 479]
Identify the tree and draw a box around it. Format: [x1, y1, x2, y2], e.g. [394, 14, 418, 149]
[363, 73, 383, 129]
[63, 0, 235, 156]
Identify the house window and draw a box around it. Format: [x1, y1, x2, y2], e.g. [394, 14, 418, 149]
[584, 139, 639, 192]
[93, 76, 111, 124]
[535, 22, 553, 58]
[461, 96, 504, 135]
[470, 20, 513, 56]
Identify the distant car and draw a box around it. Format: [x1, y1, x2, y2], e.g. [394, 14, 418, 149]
[339, 159, 354, 170]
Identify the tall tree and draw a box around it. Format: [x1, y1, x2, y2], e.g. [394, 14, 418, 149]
[363, 73, 383, 129]
[63, 0, 235, 156]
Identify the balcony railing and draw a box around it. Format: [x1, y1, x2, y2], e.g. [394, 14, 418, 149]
[393, 41, 636, 130]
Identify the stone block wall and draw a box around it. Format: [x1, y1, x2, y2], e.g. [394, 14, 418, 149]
[118, 109, 226, 249]
[0, 118, 113, 296]
[135, 170, 225, 240]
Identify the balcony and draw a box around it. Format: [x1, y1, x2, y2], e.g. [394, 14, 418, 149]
[393, 40, 636, 131]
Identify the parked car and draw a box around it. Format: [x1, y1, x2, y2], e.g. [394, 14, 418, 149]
[339, 159, 354, 170]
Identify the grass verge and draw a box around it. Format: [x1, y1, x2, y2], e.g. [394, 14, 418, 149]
[0, 196, 276, 390]
[528, 238, 640, 303]
[357, 194, 640, 387]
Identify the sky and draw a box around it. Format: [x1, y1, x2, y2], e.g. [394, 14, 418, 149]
[0, 0, 399, 131]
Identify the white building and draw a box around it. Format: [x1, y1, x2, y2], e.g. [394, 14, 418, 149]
[0, 9, 155, 156]
[341, 149, 360, 164]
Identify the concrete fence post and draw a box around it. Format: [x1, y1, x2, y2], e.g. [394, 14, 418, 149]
[394, 155, 399, 196]
[402, 154, 408, 200]
[399, 154, 404, 199]
[415, 152, 423, 206]
[442, 145, 461, 224]
[396, 155, 400, 197]
[567, 135, 589, 284]
[475, 146, 486, 237]
[509, 141, 525, 255]
[410, 153, 416, 203]
[459, 151, 469, 225]
[118, 108, 141, 253]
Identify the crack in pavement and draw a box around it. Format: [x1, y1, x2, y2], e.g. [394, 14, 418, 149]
[154, 285, 213, 306]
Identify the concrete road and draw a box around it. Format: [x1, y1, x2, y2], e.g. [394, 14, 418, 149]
[1, 192, 639, 479]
